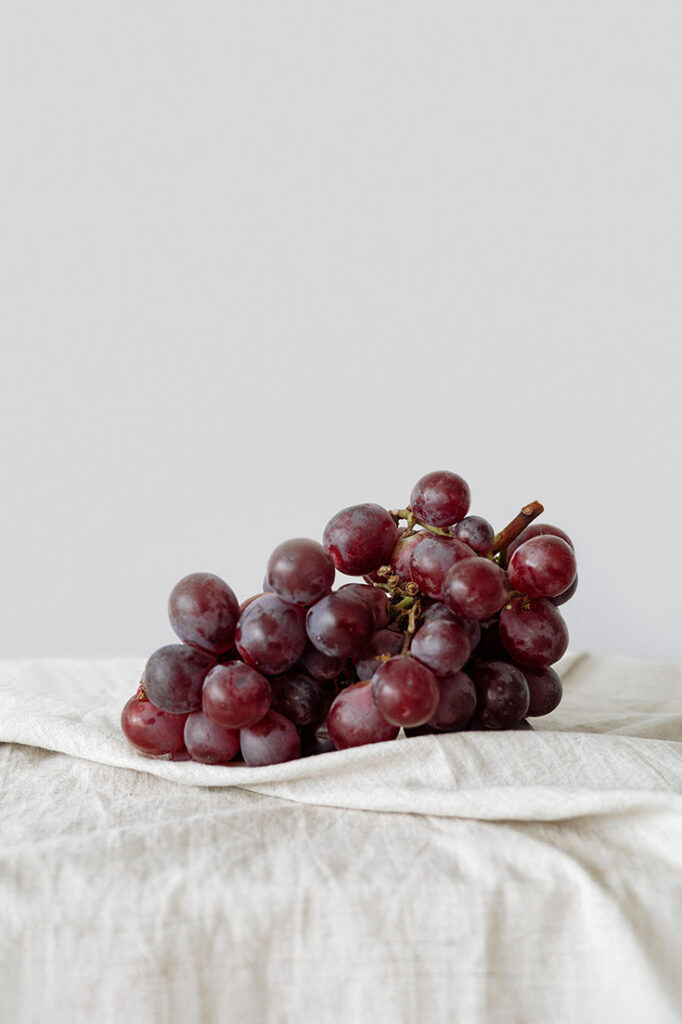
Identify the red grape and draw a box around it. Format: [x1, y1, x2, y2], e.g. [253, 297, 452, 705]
[339, 583, 390, 629]
[144, 644, 216, 714]
[236, 594, 307, 675]
[410, 534, 476, 599]
[265, 538, 335, 606]
[327, 682, 399, 749]
[306, 590, 375, 658]
[452, 516, 495, 555]
[410, 470, 471, 528]
[390, 531, 425, 581]
[202, 662, 271, 729]
[168, 572, 239, 655]
[121, 692, 188, 755]
[427, 671, 477, 731]
[442, 558, 508, 621]
[371, 656, 440, 727]
[550, 572, 579, 607]
[422, 602, 482, 649]
[506, 522, 574, 561]
[508, 535, 577, 599]
[240, 710, 301, 766]
[297, 641, 346, 680]
[469, 660, 530, 729]
[323, 503, 399, 575]
[499, 598, 569, 667]
[410, 619, 471, 676]
[520, 666, 563, 716]
[354, 628, 404, 680]
[184, 711, 240, 764]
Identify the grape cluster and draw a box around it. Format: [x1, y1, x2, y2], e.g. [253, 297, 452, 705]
[121, 470, 577, 766]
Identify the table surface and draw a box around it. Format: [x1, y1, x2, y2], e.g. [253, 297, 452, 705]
[1, 653, 681, 1024]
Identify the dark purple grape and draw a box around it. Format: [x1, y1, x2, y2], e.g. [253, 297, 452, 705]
[239, 710, 301, 766]
[184, 711, 240, 764]
[168, 573, 240, 655]
[410, 470, 471, 529]
[427, 671, 477, 731]
[390, 531, 425, 581]
[410, 535, 476, 599]
[306, 590, 374, 658]
[354, 628, 404, 680]
[371, 656, 440, 727]
[469, 660, 530, 729]
[506, 523, 574, 561]
[452, 516, 495, 555]
[550, 572, 579, 607]
[144, 644, 216, 714]
[323, 503, 399, 575]
[499, 598, 569, 667]
[297, 641, 346, 680]
[422, 602, 482, 649]
[268, 669, 326, 729]
[327, 682, 399, 749]
[520, 666, 563, 716]
[410, 619, 471, 676]
[508, 536, 577, 599]
[339, 583, 389, 629]
[442, 558, 509, 621]
[265, 538, 335, 606]
[202, 662, 271, 729]
[121, 692, 189, 755]
[235, 594, 307, 675]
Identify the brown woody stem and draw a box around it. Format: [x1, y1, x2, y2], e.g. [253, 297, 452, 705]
[493, 501, 544, 555]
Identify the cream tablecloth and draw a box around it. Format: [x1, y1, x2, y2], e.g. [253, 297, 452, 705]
[1, 653, 680, 1023]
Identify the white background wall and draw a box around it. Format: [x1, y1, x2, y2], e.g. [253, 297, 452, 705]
[1, 3, 680, 659]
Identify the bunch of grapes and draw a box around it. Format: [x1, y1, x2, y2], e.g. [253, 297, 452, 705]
[121, 470, 577, 766]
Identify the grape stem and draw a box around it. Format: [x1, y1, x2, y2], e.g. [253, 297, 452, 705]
[390, 507, 452, 537]
[493, 501, 544, 556]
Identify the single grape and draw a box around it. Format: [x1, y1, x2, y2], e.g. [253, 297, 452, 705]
[268, 669, 326, 728]
[442, 558, 509, 621]
[508, 535, 577, 599]
[410, 470, 471, 529]
[184, 711, 240, 764]
[390, 531, 425, 582]
[202, 662, 271, 729]
[427, 671, 477, 731]
[235, 594, 307, 675]
[409, 534, 476, 599]
[339, 583, 390, 629]
[327, 682, 399, 749]
[240, 710, 301, 766]
[371, 656, 440, 727]
[323, 503, 399, 575]
[168, 572, 240, 654]
[144, 644, 216, 714]
[410, 619, 471, 676]
[306, 590, 375, 658]
[499, 598, 569, 667]
[452, 516, 495, 555]
[422, 602, 482, 649]
[520, 666, 563, 716]
[121, 691, 188, 755]
[469, 660, 530, 729]
[354, 628, 404, 680]
[506, 523, 574, 562]
[550, 572, 579, 607]
[265, 538, 335, 607]
[297, 641, 346, 680]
